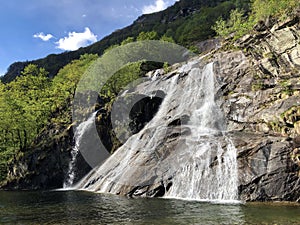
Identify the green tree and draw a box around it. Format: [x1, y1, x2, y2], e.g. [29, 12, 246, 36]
[6, 64, 51, 150]
[121, 37, 135, 45]
[51, 54, 98, 121]
[100, 62, 143, 100]
[137, 31, 159, 41]
[213, 0, 300, 39]
[212, 8, 255, 39]
[0, 64, 51, 157]
[160, 35, 175, 43]
[252, 0, 300, 21]
[0, 55, 98, 182]
[233, 0, 251, 11]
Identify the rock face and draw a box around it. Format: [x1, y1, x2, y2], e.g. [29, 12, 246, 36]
[2, 123, 74, 190]
[76, 16, 300, 202]
[1, 111, 92, 190]
[234, 133, 299, 201]
[214, 16, 300, 201]
[2, 16, 300, 201]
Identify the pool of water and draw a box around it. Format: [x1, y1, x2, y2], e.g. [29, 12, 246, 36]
[0, 191, 299, 224]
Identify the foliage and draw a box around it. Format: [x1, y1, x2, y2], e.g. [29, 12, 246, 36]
[121, 37, 135, 45]
[233, 0, 251, 11]
[0, 65, 51, 150]
[94, 59, 163, 104]
[100, 62, 143, 100]
[0, 54, 98, 182]
[103, 31, 170, 55]
[213, 0, 300, 39]
[51, 54, 98, 111]
[163, 62, 172, 73]
[175, 2, 236, 44]
[2, 0, 236, 83]
[160, 35, 175, 43]
[212, 9, 255, 39]
[2, 0, 300, 183]
[0, 53, 137, 182]
[0, 64, 52, 181]
[137, 31, 159, 41]
[252, 0, 300, 21]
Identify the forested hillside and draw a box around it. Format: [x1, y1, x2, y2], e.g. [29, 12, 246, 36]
[0, 54, 98, 181]
[1, 0, 245, 83]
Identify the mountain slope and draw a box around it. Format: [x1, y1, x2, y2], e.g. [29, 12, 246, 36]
[1, 0, 237, 83]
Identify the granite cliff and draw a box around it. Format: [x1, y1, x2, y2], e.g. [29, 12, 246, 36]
[76, 16, 300, 202]
[2, 16, 300, 202]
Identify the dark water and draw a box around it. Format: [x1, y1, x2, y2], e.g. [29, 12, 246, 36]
[0, 191, 299, 225]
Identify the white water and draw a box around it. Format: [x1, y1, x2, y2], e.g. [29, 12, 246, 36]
[74, 75, 179, 192]
[76, 62, 239, 202]
[63, 111, 98, 189]
[164, 63, 238, 201]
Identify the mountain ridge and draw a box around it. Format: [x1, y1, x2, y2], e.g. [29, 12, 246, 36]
[1, 0, 233, 83]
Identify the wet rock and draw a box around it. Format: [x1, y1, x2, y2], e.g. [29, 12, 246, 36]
[66, 16, 300, 201]
[168, 115, 190, 126]
[2, 16, 300, 202]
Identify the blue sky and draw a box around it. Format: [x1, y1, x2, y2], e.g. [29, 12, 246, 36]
[0, 0, 178, 76]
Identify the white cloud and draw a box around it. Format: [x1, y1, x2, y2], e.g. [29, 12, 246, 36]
[142, 0, 168, 14]
[33, 32, 54, 41]
[55, 27, 97, 51]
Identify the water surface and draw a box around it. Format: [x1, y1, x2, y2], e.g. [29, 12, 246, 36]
[0, 191, 299, 224]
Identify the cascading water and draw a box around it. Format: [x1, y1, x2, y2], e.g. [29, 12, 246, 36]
[164, 63, 239, 201]
[75, 75, 179, 193]
[76, 62, 239, 202]
[63, 111, 98, 189]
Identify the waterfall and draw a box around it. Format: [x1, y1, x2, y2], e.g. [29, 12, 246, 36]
[74, 75, 180, 193]
[76, 62, 239, 202]
[164, 63, 238, 202]
[63, 111, 98, 189]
